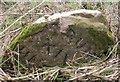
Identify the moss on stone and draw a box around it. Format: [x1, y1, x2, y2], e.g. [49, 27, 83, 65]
[88, 27, 113, 53]
[71, 22, 114, 55]
[10, 22, 47, 50]
[95, 15, 108, 25]
[9, 14, 115, 67]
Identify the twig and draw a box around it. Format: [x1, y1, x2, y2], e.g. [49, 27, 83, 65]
[91, 41, 119, 65]
[50, 69, 60, 77]
[0, 55, 13, 67]
[0, 3, 17, 26]
[0, 27, 22, 39]
[9, 70, 56, 80]
[17, 44, 20, 75]
[106, 41, 119, 60]
[66, 66, 105, 82]
[77, 66, 95, 70]
[0, 68, 11, 80]
[16, 3, 24, 14]
[3, 3, 17, 14]
[95, 65, 112, 75]
[1, 0, 7, 5]
[80, 51, 101, 60]
[0, 13, 44, 16]
[0, 0, 45, 37]
[90, 74, 112, 81]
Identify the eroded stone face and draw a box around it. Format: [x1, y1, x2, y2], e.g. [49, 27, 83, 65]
[17, 23, 113, 67]
[10, 10, 114, 67]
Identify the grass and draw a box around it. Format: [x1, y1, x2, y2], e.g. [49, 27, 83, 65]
[1, 48, 119, 81]
[0, 1, 119, 81]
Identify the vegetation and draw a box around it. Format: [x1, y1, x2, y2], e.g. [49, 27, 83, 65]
[0, 1, 119, 81]
[10, 23, 47, 50]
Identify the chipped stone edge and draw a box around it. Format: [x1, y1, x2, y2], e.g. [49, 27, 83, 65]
[34, 9, 102, 24]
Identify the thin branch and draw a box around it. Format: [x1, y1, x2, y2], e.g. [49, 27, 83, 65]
[67, 66, 105, 82]
[9, 70, 56, 80]
[0, 13, 44, 16]
[80, 51, 101, 60]
[0, 0, 45, 37]
[0, 27, 22, 39]
[3, 3, 17, 14]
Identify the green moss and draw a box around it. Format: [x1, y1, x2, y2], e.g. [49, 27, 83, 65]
[96, 15, 108, 25]
[6, 19, 13, 26]
[88, 27, 113, 52]
[72, 22, 114, 55]
[10, 22, 47, 50]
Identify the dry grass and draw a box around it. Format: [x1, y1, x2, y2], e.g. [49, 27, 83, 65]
[0, 57, 119, 81]
[0, 1, 119, 81]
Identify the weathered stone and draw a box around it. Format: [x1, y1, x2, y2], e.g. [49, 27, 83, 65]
[10, 10, 114, 67]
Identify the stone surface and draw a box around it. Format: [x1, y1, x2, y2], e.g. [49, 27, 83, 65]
[10, 10, 114, 67]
